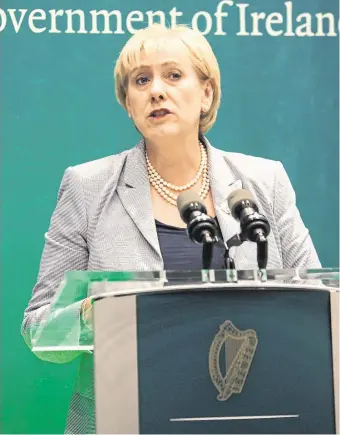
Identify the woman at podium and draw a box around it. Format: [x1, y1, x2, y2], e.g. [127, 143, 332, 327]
[21, 23, 321, 434]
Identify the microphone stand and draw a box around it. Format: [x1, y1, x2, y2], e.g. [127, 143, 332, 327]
[254, 230, 268, 269]
[200, 230, 215, 269]
[201, 233, 236, 270]
[223, 248, 235, 269]
[200, 228, 236, 270]
[202, 238, 236, 270]
[202, 241, 214, 269]
[226, 231, 269, 270]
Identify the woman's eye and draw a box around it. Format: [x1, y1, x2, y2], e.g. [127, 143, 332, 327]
[136, 76, 149, 85]
[169, 72, 181, 80]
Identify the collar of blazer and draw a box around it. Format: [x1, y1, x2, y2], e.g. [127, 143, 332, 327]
[117, 135, 251, 267]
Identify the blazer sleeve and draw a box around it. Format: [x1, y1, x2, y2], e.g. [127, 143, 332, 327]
[273, 161, 321, 269]
[21, 167, 90, 363]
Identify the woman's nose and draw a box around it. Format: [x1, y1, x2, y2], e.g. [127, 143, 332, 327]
[150, 78, 166, 102]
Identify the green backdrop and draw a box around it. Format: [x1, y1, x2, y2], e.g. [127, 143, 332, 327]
[1, 0, 338, 433]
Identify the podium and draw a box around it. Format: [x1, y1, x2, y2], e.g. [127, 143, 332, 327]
[31, 268, 339, 434]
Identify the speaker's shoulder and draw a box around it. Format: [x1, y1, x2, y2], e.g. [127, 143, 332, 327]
[70, 149, 130, 181]
[220, 149, 280, 180]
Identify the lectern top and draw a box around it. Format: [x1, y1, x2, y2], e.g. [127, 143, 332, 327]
[30, 267, 339, 353]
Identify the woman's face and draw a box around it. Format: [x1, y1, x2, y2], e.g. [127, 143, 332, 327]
[126, 44, 213, 142]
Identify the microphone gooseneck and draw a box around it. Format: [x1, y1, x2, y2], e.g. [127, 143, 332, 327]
[227, 189, 271, 269]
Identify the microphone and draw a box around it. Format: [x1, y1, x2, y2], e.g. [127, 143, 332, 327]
[177, 190, 235, 269]
[177, 191, 221, 269]
[177, 191, 236, 270]
[227, 189, 270, 242]
[177, 191, 218, 245]
[227, 189, 270, 268]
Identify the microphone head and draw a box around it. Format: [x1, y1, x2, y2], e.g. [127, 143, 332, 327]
[227, 189, 255, 220]
[177, 190, 206, 223]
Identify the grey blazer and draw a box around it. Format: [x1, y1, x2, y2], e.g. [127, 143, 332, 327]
[21, 136, 321, 434]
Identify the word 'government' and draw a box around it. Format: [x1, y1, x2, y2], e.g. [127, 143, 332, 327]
[0, 1, 338, 37]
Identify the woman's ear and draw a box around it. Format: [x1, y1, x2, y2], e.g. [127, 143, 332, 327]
[201, 80, 214, 113]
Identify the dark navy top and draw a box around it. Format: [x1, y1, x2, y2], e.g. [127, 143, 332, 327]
[155, 220, 225, 270]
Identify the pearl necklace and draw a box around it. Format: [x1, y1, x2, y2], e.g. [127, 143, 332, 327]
[146, 142, 210, 206]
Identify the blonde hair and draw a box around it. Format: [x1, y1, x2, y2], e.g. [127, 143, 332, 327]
[114, 23, 221, 133]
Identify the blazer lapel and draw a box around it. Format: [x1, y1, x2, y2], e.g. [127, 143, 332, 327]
[117, 140, 162, 262]
[205, 138, 255, 268]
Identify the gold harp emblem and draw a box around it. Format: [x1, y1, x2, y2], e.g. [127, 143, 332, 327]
[209, 320, 258, 401]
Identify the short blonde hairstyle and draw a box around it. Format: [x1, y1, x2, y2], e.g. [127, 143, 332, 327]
[114, 24, 221, 134]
